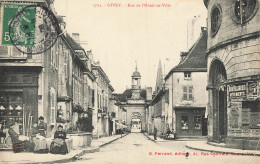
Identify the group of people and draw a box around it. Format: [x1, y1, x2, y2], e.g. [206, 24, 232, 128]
[8, 116, 68, 154]
[153, 126, 175, 140]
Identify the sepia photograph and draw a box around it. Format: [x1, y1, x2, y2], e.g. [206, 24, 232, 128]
[0, 0, 259, 163]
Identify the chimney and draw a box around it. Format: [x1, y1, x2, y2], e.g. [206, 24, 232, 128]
[180, 52, 188, 62]
[72, 33, 80, 43]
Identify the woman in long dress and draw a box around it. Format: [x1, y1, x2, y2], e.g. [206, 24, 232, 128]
[50, 125, 68, 155]
[30, 122, 48, 153]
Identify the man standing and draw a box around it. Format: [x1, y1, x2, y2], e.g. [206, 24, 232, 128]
[153, 126, 157, 140]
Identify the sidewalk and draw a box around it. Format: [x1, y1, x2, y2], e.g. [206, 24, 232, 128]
[186, 141, 260, 156]
[0, 134, 128, 164]
[144, 133, 206, 142]
[144, 133, 260, 157]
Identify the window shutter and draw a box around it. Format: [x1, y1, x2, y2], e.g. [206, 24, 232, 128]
[188, 86, 193, 101]
[182, 86, 188, 100]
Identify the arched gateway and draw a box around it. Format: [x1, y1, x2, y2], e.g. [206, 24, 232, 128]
[131, 112, 142, 132]
[208, 59, 227, 142]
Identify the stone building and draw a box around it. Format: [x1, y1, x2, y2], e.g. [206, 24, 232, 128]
[204, 0, 260, 150]
[0, 0, 59, 143]
[114, 66, 152, 132]
[92, 64, 111, 138]
[165, 27, 208, 138]
[150, 60, 167, 136]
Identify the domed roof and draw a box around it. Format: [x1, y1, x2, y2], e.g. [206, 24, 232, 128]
[132, 70, 141, 77]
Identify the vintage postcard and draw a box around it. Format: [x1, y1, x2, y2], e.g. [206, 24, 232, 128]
[0, 0, 259, 163]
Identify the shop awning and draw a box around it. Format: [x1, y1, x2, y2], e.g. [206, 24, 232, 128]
[115, 122, 127, 129]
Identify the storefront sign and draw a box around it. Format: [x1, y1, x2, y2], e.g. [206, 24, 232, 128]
[247, 81, 258, 100]
[228, 84, 246, 101]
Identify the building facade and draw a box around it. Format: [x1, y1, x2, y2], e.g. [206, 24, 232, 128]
[0, 0, 59, 144]
[204, 0, 260, 150]
[0, 1, 115, 149]
[165, 28, 208, 138]
[115, 66, 152, 132]
[92, 64, 111, 138]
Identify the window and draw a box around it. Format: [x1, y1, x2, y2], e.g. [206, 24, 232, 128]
[184, 72, 191, 80]
[63, 49, 68, 79]
[181, 116, 189, 129]
[194, 115, 202, 129]
[0, 46, 25, 58]
[183, 86, 193, 101]
[51, 47, 54, 66]
[234, 0, 257, 24]
[210, 4, 222, 36]
[241, 101, 260, 129]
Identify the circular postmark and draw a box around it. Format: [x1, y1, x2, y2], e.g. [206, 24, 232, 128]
[9, 5, 60, 54]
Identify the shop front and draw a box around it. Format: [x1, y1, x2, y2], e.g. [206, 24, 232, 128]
[208, 59, 260, 150]
[175, 108, 207, 138]
[0, 67, 40, 147]
[225, 79, 260, 150]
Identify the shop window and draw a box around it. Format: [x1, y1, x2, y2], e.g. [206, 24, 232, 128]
[234, 0, 257, 24]
[181, 116, 189, 129]
[194, 115, 202, 130]
[182, 86, 193, 101]
[0, 92, 23, 134]
[184, 72, 191, 80]
[210, 4, 222, 36]
[242, 101, 260, 129]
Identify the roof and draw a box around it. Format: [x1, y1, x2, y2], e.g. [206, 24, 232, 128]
[115, 89, 147, 102]
[165, 27, 207, 80]
[64, 34, 85, 51]
[92, 64, 110, 83]
[132, 71, 141, 77]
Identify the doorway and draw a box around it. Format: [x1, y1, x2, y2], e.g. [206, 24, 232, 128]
[209, 59, 227, 143]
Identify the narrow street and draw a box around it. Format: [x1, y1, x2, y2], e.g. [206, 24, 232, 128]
[71, 133, 259, 164]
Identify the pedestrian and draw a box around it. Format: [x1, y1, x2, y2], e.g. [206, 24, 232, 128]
[153, 126, 157, 140]
[38, 116, 47, 137]
[30, 122, 48, 153]
[172, 128, 176, 139]
[166, 127, 171, 138]
[8, 123, 32, 153]
[50, 125, 68, 155]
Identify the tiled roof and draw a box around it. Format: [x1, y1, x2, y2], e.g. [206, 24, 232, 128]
[165, 28, 207, 80]
[115, 89, 147, 102]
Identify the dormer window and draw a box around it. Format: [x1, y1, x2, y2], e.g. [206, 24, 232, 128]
[184, 72, 191, 80]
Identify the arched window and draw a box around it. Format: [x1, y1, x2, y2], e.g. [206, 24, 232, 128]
[210, 4, 222, 37]
[234, 0, 257, 24]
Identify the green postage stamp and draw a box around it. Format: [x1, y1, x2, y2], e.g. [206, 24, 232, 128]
[1, 3, 36, 46]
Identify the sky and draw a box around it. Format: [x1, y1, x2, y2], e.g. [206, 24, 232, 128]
[53, 0, 207, 93]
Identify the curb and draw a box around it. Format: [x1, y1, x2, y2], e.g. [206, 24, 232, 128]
[3, 135, 128, 164]
[99, 133, 129, 148]
[143, 133, 156, 143]
[185, 144, 260, 157]
[33, 147, 100, 164]
[53, 134, 129, 163]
